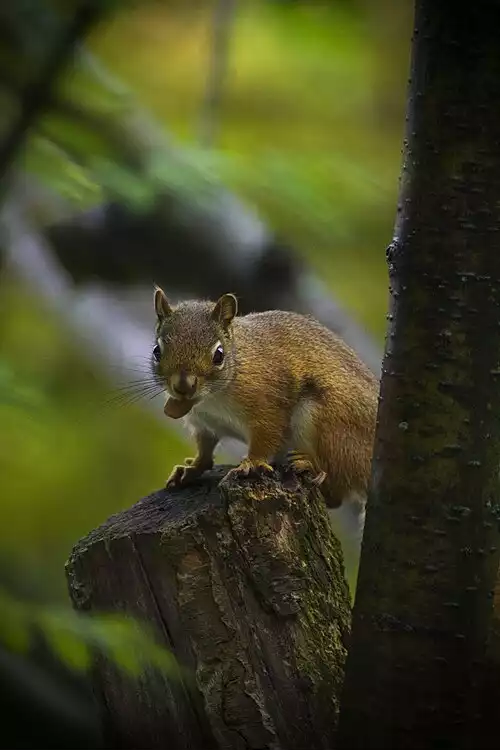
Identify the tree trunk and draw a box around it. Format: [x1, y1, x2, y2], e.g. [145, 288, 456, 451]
[337, 1, 500, 748]
[66, 466, 351, 750]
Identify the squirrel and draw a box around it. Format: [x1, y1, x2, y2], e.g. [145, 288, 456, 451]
[151, 286, 378, 591]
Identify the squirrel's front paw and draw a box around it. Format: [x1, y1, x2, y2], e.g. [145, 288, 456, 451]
[222, 458, 274, 483]
[166, 459, 205, 489]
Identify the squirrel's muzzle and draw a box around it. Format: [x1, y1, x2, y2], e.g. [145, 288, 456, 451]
[170, 371, 198, 398]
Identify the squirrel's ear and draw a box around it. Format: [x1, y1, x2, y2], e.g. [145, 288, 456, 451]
[212, 293, 238, 329]
[154, 285, 172, 319]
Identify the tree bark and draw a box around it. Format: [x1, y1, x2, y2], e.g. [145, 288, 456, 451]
[66, 465, 351, 750]
[337, 2, 500, 749]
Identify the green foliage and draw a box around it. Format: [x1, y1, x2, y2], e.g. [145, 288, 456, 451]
[8, 0, 412, 338]
[0, 276, 183, 683]
[1, 587, 178, 676]
[88, 0, 411, 336]
[0, 277, 188, 599]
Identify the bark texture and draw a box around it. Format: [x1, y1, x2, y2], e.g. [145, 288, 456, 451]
[66, 466, 351, 750]
[338, 2, 500, 749]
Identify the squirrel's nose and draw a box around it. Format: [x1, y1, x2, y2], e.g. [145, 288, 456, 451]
[171, 372, 198, 398]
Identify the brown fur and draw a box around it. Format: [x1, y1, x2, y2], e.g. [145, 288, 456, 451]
[152, 290, 378, 506]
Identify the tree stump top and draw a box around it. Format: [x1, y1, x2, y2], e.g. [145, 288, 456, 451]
[67, 465, 351, 750]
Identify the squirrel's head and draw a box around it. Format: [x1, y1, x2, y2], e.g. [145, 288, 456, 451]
[151, 286, 238, 412]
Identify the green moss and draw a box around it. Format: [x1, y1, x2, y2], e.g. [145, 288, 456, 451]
[293, 490, 351, 710]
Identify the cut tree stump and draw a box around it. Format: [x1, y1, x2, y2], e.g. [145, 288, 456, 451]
[66, 464, 351, 750]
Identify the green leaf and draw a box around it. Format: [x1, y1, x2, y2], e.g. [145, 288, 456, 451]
[0, 360, 48, 410]
[42, 621, 92, 671]
[0, 593, 31, 653]
[24, 135, 102, 208]
[0, 589, 179, 678]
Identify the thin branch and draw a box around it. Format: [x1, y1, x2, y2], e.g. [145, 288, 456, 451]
[198, 0, 237, 148]
[0, 2, 103, 188]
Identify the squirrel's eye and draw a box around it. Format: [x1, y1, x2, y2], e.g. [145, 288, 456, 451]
[212, 344, 224, 366]
[152, 344, 161, 362]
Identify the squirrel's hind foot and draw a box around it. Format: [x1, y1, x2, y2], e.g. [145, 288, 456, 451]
[221, 458, 274, 485]
[285, 451, 326, 487]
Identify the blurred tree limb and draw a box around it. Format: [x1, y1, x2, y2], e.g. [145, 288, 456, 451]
[0, 0, 381, 374]
[198, 0, 236, 147]
[0, 2, 104, 189]
[43, 65, 382, 373]
[1, 29, 382, 468]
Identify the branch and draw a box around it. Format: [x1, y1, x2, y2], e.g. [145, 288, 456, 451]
[46, 197, 382, 375]
[0, 2, 104, 187]
[198, 0, 236, 147]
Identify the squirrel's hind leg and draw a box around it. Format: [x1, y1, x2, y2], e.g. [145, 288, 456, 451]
[284, 450, 326, 487]
[283, 398, 326, 485]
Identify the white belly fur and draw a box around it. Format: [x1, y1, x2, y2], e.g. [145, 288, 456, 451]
[187, 394, 316, 455]
[186, 393, 249, 443]
[275, 397, 316, 459]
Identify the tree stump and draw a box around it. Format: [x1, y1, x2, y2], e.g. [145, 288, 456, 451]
[66, 465, 351, 750]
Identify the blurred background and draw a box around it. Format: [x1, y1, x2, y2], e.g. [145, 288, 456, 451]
[0, 0, 412, 745]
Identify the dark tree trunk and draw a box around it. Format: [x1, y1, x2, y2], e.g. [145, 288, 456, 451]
[66, 466, 351, 750]
[337, 2, 500, 749]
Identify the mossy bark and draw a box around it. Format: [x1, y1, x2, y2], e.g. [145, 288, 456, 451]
[337, 2, 500, 749]
[66, 465, 351, 750]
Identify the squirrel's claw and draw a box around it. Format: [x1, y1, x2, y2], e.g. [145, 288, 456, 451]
[222, 458, 274, 484]
[285, 451, 326, 487]
[166, 460, 204, 489]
